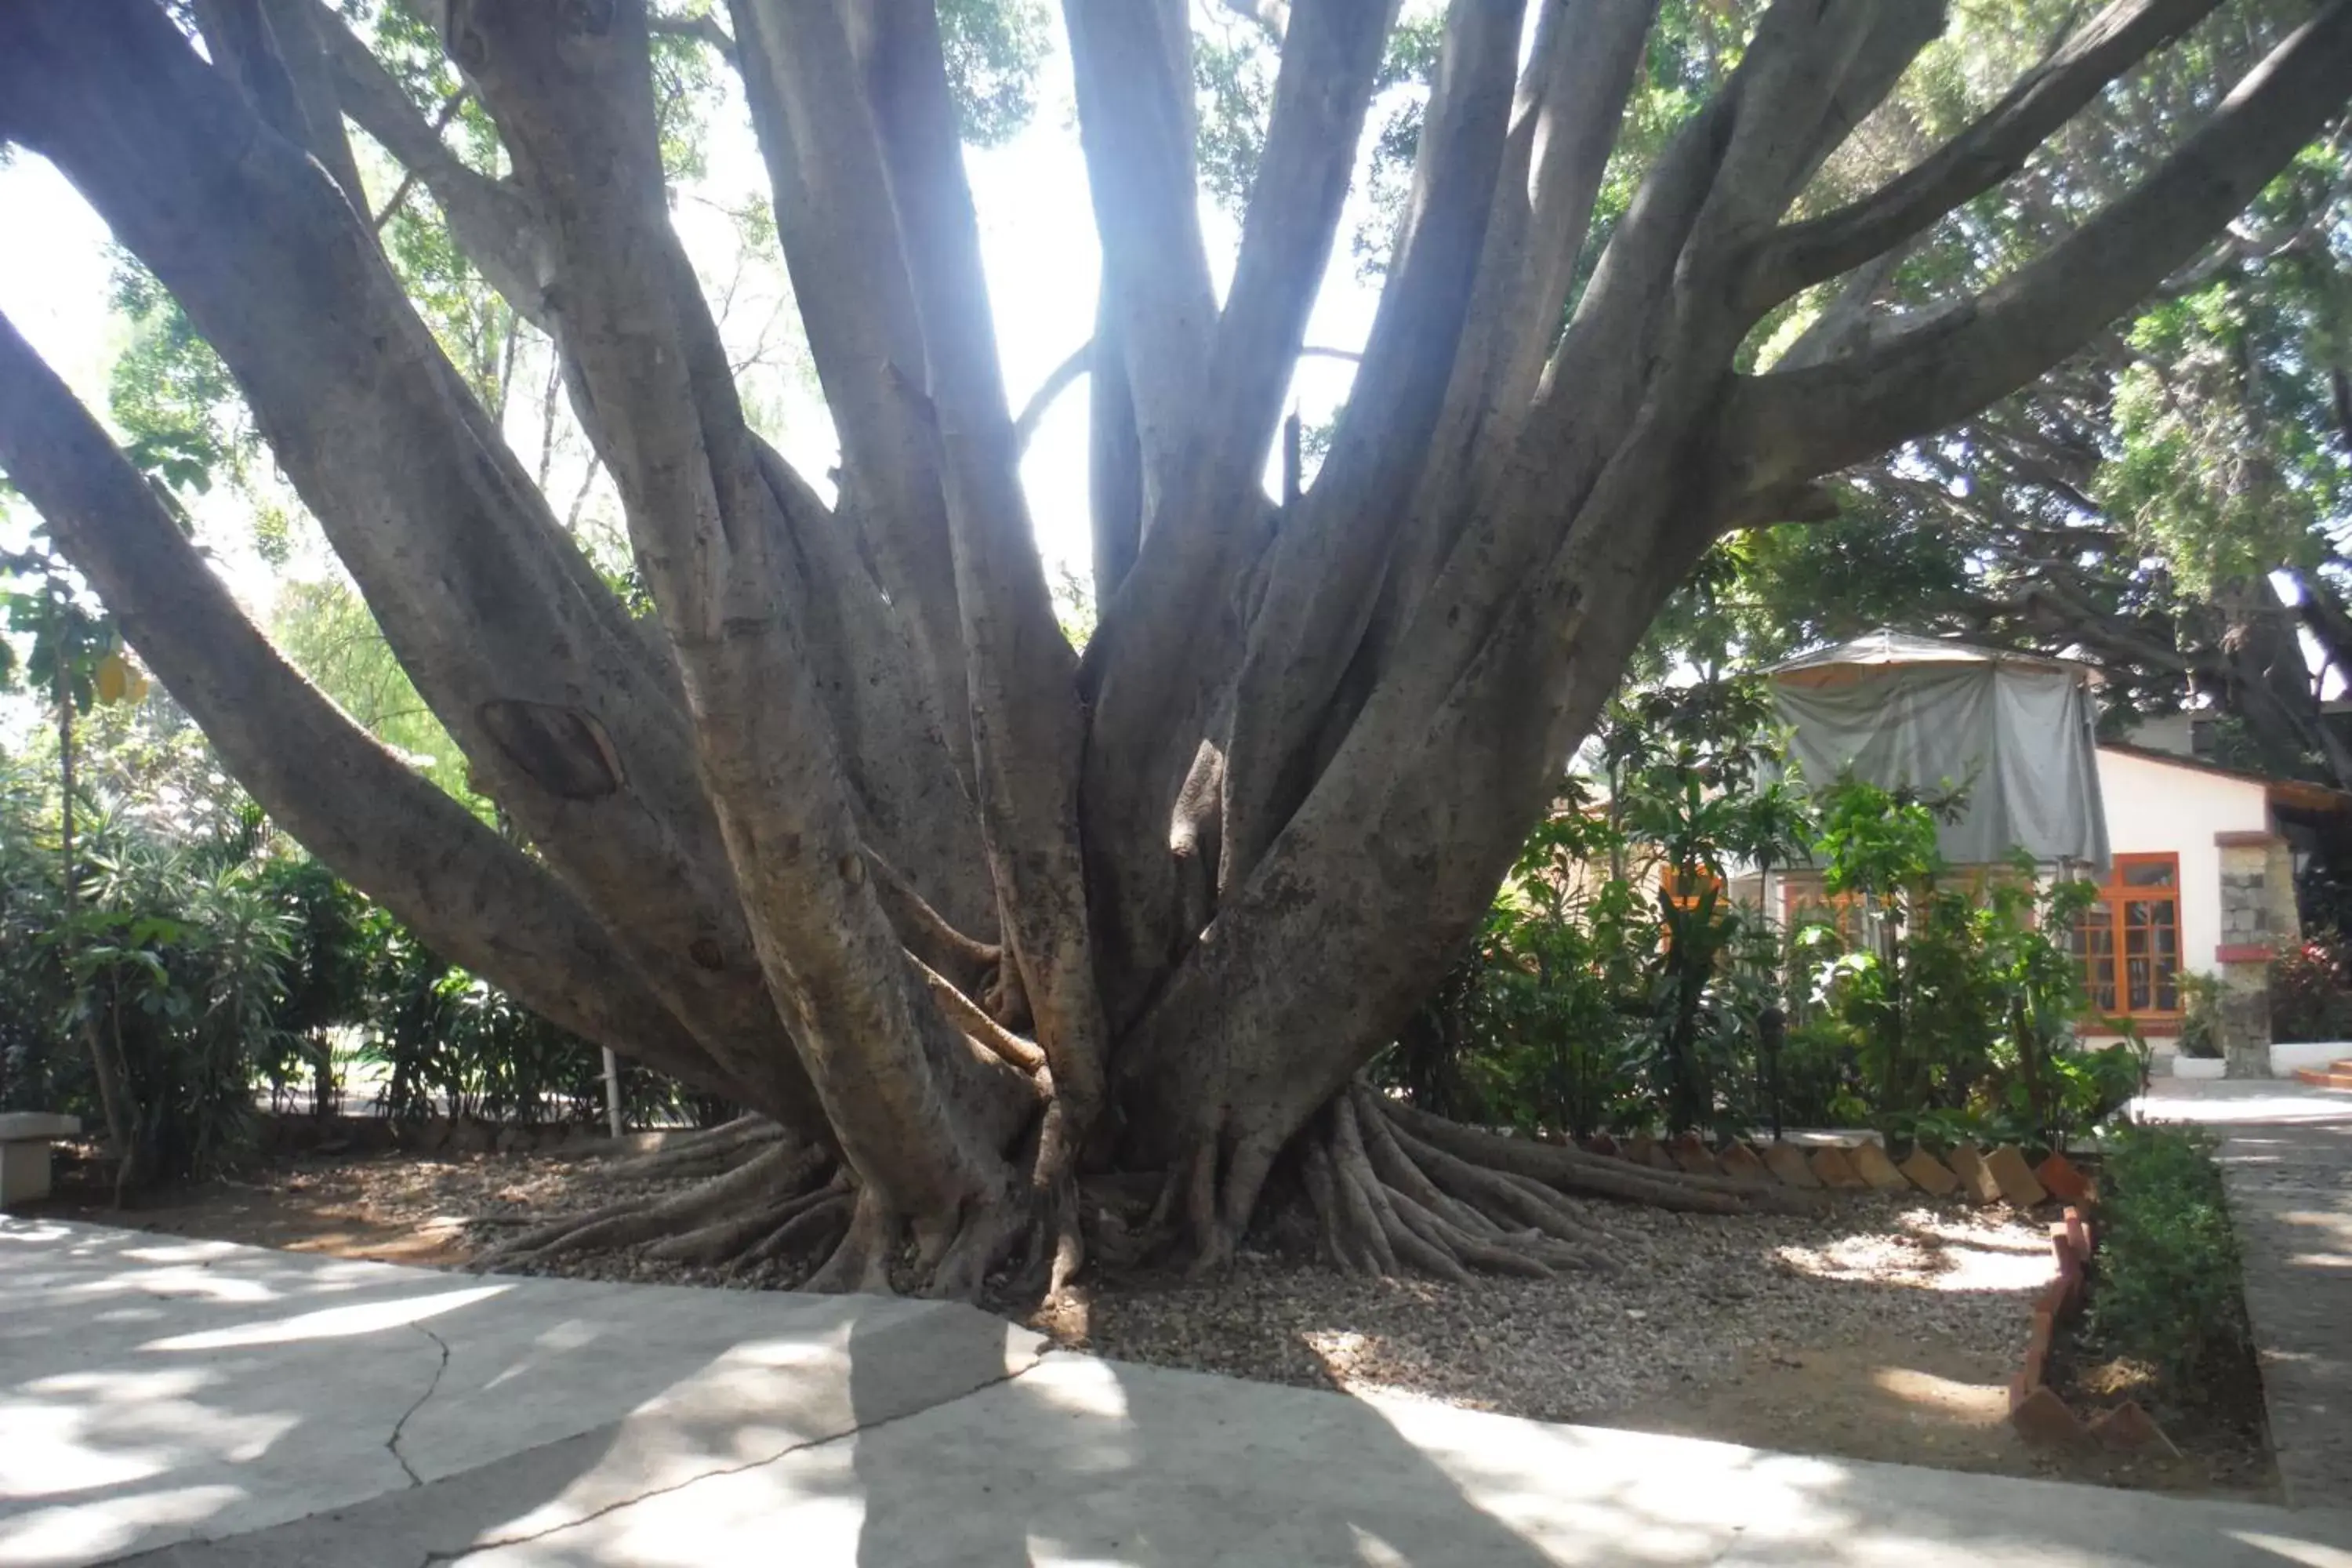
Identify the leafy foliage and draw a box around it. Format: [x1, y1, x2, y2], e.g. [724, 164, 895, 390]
[2176, 970, 2227, 1058]
[1629, 10, 2352, 785]
[1385, 677, 1817, 1141]
[938, 0, 1050, 149]
[1385, 688, 2145, 1148]
[2085, 1123, 2252, 1393]
[0, 701, 712, 1187]
[2269, 929, 2352, 1043]
[1805, 782, 2140, 1149]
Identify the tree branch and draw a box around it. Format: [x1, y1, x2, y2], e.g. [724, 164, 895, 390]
[1220, 0, 1290, 44]
[1724, 2, 2352, 492]
[1, 0, 822, 1124]
[915, 956, 1047, 1073]
[454, 0, 1028, 1221]
[1073, 0, 1403, 994]
[1088, 297, 1144, 604]
[311, 0, 556, 331]
[1367, 0, 1655, 669]
[1751, 0, 2230, 310]
[1220, 0, 1526, 889]
[1484, 0, 1660, 416]
[1062, 0, 1219, 511]
[371, 87, 472, 231]
[648, 9, 737, 63]
[1014, 339, 1367, 457]
[0, 308, 760, 1116]
[1014, 338, 1092, 455]
[1210, 0, 1400, 492]
[728, 0, 976, 794]
[194, 0, 372, 216]
[866, 0, 1109, 1163]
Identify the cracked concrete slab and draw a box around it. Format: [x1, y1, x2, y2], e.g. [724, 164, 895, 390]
[185, 1356, 2352, 1568]
[13, 1215, 2352, 1567]
[0, 1219, 1041, 1566]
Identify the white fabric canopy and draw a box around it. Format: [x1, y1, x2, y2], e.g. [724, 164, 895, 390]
[1769, 637, 2110, 869]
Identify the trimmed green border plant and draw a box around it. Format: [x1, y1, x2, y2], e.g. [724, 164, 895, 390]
[2085, 1123, 2252, 1396]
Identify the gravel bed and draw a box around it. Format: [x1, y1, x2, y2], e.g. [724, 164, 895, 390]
[1062, 1196, 2056, 1427]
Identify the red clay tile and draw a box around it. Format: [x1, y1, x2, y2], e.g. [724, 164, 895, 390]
[1947, 1143, 2004, 1204]
[1668, 1134, 1720, 1177]
[1985, 1145, 2049, 1207]
[1897, 1146, 1960, 1196]
[1715, 1142, 1773, 1187]
[2037, 1150, 2092, 1206]
[2010, 1385, 2085, 1446]
[1761, 1142, 1822, 1189]
[1808, 1146, 1869, 1190]
[2087, 1400, 2181, 1458]
[1849, 1141, 1911, 1192]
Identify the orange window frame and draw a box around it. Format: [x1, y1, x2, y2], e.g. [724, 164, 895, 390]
[2070, 852, 2183, 1023]
[1657, 866, 1723, 953]
[1660, 866, 1723, 912]
[1780, 873, 1867, 946]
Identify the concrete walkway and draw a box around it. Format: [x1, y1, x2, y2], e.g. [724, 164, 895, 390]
[8, 1218, 2352, 1567]
[2143, 1078, 2352, 1509]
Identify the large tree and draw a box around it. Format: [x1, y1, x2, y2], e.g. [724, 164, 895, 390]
[1, 0, 2347, 1294]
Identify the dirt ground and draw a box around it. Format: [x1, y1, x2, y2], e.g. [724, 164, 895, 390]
[24, 1138, 2276, 1501]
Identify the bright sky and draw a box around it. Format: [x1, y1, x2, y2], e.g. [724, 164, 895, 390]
[0, 29, 1382, 631]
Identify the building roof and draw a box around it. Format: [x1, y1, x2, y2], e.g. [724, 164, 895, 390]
[2097, 742, 2352, 815]
[1766, 628, 2099, 686]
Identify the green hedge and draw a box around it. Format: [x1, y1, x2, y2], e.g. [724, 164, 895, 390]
[2086, 1125, 2251, 1392]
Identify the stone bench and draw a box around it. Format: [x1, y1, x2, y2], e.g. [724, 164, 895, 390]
[0, 1112, 81, 1207]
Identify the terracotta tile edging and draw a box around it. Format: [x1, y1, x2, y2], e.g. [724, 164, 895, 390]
[2003, 1205, 2183, 1457]
[1582, 1132, 2082, 1209]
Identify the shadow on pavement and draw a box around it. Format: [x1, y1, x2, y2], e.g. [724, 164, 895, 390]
[11, 1217, 2352, 1566]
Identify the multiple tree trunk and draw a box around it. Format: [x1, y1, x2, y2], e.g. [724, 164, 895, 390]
[1, 0, 2347, 1294]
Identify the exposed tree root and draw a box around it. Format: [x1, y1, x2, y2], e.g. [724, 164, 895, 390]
[600, 1115, 786, 1181]
[803, 1187, 900, 1294]
[1291, 1083, 1813, 1282]
[739, 1185, 854, 1267]
[470, 1139, 829, 1275]
[470, 1102, 1078, 1305]
[1380, 1098, 1814, 1214]
[470, 1076, 1815, 1296]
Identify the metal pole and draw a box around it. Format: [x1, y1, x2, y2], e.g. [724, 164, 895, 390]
[1760, 1004, 1786, 1144]
[601, 1047, 623, 1138]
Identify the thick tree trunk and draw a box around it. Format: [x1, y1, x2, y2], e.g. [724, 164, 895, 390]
[2, 0, 2346, 1294]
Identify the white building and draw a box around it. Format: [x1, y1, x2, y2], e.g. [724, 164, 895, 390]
[1763, 632, 2350, 1071]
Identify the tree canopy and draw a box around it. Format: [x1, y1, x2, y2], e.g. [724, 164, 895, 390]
[1631, 7, 2352, 782]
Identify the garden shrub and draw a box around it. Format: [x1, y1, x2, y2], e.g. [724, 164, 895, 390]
[1390, 701, 2148, 1147]
[2086, 1123, 2251, 1393]
[0, 706, 710, 1190]
[2175, 972, 2225, 1058]
[1384, 677, 1815, 1139]
[2270, 931, 2352, 1044]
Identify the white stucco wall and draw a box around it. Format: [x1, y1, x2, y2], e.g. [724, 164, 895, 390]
[2092, 747, 2270, 983]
